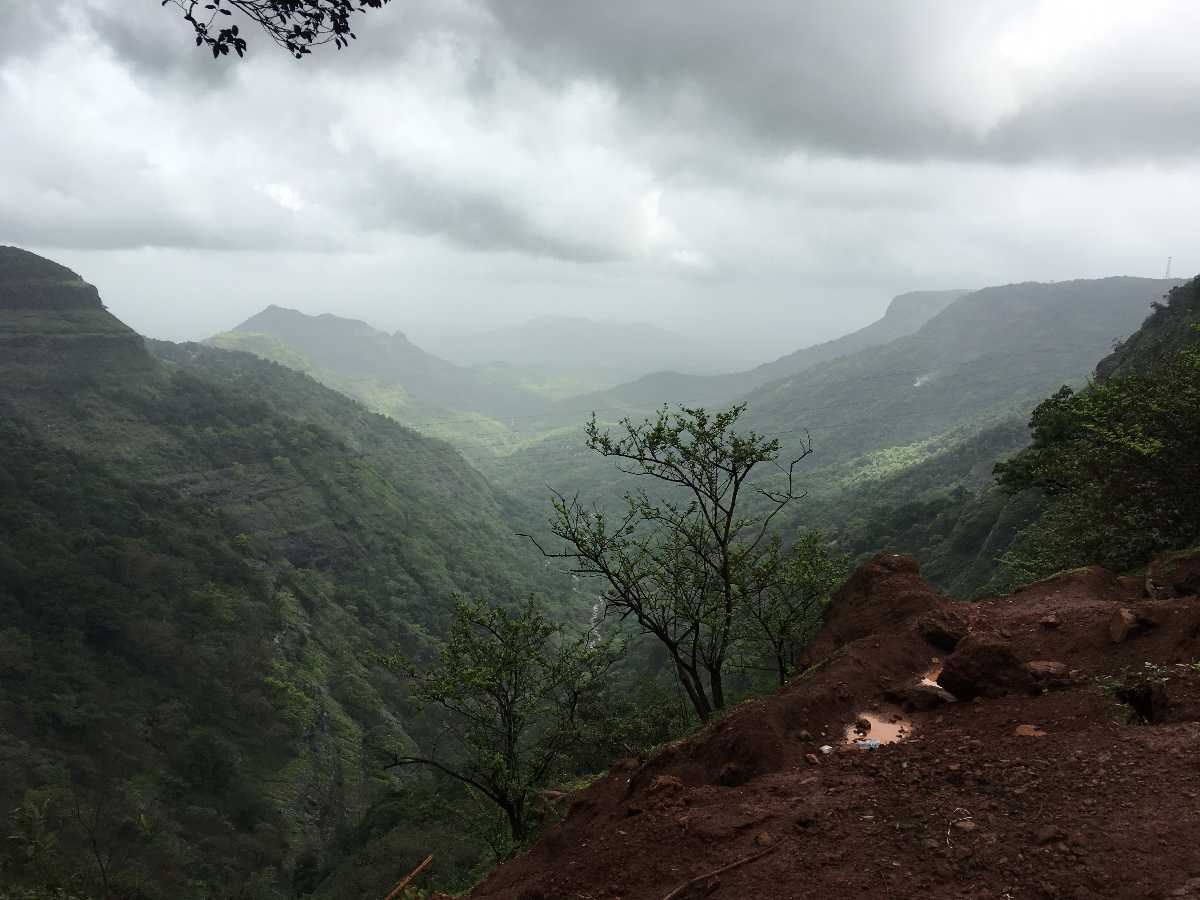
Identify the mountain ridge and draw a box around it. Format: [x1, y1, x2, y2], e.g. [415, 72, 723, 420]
[550, 288, 968, 416]
[0, 248, 563, 895]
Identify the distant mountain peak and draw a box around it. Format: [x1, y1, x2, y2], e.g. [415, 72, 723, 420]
[213, 304, 548, 417]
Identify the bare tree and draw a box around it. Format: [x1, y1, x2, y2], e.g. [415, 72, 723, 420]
[525, 404, 810, 721]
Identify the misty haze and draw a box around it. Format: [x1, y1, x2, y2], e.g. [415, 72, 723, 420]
[3, 3, 1200, 899]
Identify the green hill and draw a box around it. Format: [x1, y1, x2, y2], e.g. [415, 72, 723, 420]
[743, 277, 1179, 464]
[841, 275, 1200, 596]
[552, 288, 968, 415]
[214, 306, 553, 408]
[977, 275, 1200, 587]
[0, 248, 562, 897]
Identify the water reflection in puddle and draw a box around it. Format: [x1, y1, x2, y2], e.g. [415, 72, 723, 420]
[843, 706, 913, 748]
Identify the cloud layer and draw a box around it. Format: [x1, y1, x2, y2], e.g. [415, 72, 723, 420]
[1, 1, 1197, 355]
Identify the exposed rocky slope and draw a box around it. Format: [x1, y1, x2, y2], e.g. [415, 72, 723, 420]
[468, 553, 1200, 900]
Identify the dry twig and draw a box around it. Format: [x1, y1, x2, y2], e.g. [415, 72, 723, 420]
[659, 842, 782, 900]
[383, 854, 433, 900]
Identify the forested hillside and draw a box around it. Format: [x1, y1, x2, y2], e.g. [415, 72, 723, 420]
[0, 247, 568, 897]
[486, 277, 1177, 589]
[839, 275, 1200, 596]
[989, 275, 1200, 585]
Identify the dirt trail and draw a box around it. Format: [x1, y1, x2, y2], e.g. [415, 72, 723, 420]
[470, 554, 1200, 900]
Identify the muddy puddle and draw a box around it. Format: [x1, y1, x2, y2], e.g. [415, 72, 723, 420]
[843, 706, 913, 748]
[839, 662, 946, 749]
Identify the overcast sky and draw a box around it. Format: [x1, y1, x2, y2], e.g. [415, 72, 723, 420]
[2, 0, 1198, 365]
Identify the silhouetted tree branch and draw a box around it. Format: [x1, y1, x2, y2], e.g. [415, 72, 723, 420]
[164, 0, 391, 58]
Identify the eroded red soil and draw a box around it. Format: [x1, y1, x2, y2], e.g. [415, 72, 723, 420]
[470, 555, 1200, 900]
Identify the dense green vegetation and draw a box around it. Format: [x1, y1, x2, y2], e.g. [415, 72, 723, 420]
[5, 242, 1193, 898]
[0, 248, 579, 897]
[384, 598, 620, 843]
[541, 405, 845, 720]
[483, 278, 1174, 598]
[995, 278, 1200, 583]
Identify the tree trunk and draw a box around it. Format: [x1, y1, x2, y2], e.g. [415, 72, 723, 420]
[709, 664, 726, 712]
[505, 800, 526, 843]
[673, 658, 713, 722]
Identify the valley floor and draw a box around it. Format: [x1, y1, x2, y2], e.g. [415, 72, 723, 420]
[468, 558, 1200, 900]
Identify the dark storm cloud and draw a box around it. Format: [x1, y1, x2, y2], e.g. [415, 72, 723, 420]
[484, 0, 1200, 163]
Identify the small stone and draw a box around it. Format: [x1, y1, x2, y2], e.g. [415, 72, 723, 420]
[1025, 660, 1068, 679]
[1039, 614, 1061, 629]
[953, 819, 978, 832]
[819, 744, 834, 755]
[798, 729, 813, 741]
[804, 753, 821, 766]
[1108, 608, 1139, 644]
[648, 774, 683, 794]
[1014, 724, 1047, 738]
[754, 830, 774, 847]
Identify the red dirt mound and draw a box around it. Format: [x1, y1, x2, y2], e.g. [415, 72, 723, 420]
[469, 557, 1200, 900]
[803, 552, 943, 659]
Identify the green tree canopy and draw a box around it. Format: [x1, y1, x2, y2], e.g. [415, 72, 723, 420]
[529, 404, 813, 721]
[738, 532, 849, 686]
[385, 598, 619, 845]
[996, 340, 1200, 580]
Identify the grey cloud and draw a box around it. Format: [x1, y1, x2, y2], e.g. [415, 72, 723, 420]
[353, 164, 617, 262]
[4, 0, 1200, 359]
[485, 0, 1200, 164]
[0, 3, 67, 64]
[82, 5, 239, 89]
